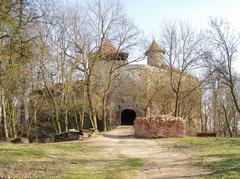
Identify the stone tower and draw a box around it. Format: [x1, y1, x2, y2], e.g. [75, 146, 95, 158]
[145, 40, 165, 68]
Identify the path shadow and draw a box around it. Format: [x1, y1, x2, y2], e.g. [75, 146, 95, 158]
[102, 134, 134, 139]
[153, 173, 211, 179]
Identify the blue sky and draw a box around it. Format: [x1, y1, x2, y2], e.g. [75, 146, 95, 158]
[121, 0, 240, 37]
[69, 0, 240, 37]
[120, 0, 240, 68]
[69, 0, 240, 68]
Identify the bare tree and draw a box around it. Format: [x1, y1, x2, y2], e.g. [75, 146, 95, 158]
[205, 18, 240, 114]
[57, 0, 142, 131]
[160, 22, 204, 117]
[0, 0, 55, 139]
[201, 18, 240, 136]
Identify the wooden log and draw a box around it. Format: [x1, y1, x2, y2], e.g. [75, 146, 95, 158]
[196, 132, 217, 137]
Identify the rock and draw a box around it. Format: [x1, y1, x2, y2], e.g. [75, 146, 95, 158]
[80, 129, 97, 138]
[11, 137, 30, 144]
[134, 115, 185, 138]
[69, 128, 78, 132]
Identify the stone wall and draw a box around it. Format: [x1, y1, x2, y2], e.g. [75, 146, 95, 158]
[134, 115, 185, 138]
[110, 64, 201, 134]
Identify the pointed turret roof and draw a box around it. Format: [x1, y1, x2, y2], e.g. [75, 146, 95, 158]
[145, 40, 165, 56]
[101, 39, 117, 54]
[98, 39, 128, 61]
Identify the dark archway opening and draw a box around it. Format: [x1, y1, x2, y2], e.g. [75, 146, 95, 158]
[121, 109, 136, 125]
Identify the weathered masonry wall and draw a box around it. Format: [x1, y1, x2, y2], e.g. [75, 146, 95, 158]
[134, 115, 186, 138]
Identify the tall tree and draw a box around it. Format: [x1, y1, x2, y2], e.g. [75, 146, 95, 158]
[160, 22, 204, 117]
[202, 18, 240, 136]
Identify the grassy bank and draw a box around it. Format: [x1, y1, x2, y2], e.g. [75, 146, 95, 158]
[174, 137, 240, 179]
[0, 141, 142, 179]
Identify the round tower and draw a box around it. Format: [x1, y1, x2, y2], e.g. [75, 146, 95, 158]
[145, 40, 165, 68]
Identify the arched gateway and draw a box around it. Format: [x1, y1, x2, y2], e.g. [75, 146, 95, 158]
[121, 108, 136, 125]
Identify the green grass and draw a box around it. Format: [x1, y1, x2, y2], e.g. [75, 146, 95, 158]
[126, 158, 142, 168]
[174, 137, 240, 179]
[4, 136, 239, 178]
[0, 142, 142, 179]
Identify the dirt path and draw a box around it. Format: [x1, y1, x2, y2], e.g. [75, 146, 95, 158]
[84, 126, 210, 179]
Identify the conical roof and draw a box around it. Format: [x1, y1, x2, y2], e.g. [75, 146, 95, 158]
[145, 40, 164, 55]
[101, 39, 117, 54]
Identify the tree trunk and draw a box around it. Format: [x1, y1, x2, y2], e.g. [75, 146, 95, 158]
[49, 96, 61, 134]
[64, 109, 69, 132]
[92, 114, 97, 130]
[53, 105, 61, 134]
[222, 104, 233, 137]
[86, 79, 96, 129]
[174, 91, 180, 117]
[102, 94, 107, 131]
[0, 89, 9, 139]
[33, 109, 38, 142]
[229, 83, 240, 116]
[79, 111, 84, 131]
[74, 110, 79, 131]
[8, 97, 17, 138]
